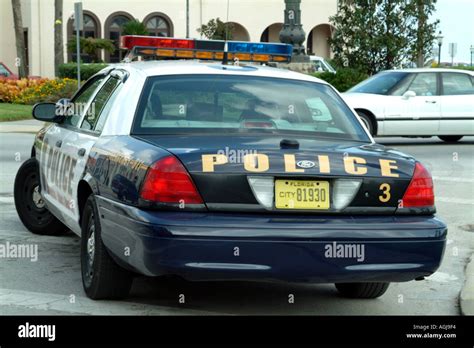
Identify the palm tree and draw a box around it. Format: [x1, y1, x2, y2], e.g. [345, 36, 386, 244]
[11, 0, 28, 77]
[54, 0, 64, 77]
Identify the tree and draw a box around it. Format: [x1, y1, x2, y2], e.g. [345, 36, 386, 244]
[67, 37, 115, 63]
[330, 0, 438, 74]
[54, 0, 64, 77]
[410, 0, 439, 67]
[197, 18, 234, 40]
[11, 0, 29, 77]
[122, 19, 149, 36]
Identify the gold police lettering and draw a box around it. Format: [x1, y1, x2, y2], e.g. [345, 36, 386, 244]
[201, 154, 401, 177]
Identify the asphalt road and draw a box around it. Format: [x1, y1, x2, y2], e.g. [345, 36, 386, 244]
[0, 133, 473, 315]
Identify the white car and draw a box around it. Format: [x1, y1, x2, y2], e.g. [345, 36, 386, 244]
[342, 68, 474, 142]
[309, 55, 336, 74]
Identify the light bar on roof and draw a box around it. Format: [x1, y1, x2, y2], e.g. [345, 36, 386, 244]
[120, 35, 292, 63]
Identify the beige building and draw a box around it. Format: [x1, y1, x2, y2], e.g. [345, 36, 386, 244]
[0, 0, 337, 78]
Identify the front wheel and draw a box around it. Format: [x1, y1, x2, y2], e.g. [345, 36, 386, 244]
[14, 158, 68, 235]
[438, 136, 463, 143]
[335, 282, 389, 299]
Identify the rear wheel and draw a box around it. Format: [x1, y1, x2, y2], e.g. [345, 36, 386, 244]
[14, 158, 68, 235]
[438, 135, 463, 143]
[81, 195, 133, 300]
[335, 282, 389, 299]
[356, 111, 375, 135]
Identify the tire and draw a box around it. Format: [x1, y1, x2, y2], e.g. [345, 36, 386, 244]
[438, 136, 463, 143]
[81, 195, 133, 300]
[356, 111, 375, 136]
[14, 158, 68, 235]
[335, 282, 389, 299]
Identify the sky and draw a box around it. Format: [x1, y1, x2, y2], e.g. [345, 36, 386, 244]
[433, 0, 474, 64]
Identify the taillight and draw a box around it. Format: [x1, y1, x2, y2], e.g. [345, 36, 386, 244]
[402, 162, 434, 208]
[140, 155, 203, 204]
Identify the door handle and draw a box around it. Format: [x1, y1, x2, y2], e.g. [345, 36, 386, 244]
[425, 100, 437, 104]
[77, 148, 86, 157]
[55, 140, 62, 148]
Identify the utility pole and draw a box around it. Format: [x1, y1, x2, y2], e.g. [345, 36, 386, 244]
[186, 0, 189, 38]
[74, 2, 83, 88]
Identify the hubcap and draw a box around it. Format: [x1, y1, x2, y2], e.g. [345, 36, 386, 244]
[87, 227, 95, 268]
[32, 185, 45, 209]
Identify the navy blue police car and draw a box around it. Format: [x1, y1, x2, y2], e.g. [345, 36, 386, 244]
[14, 36, 447, 300]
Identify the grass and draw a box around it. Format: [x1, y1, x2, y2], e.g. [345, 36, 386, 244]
[0, 103, 33, 122]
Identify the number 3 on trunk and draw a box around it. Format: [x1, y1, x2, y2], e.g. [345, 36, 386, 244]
[379, 183, 391, 203]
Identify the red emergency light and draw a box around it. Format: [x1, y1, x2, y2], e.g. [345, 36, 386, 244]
[121, 36, 195, 50]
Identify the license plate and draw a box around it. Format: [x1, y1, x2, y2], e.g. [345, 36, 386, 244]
[275, 180, 330, 210]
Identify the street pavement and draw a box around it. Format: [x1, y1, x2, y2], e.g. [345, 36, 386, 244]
[0, 131, 473, 315]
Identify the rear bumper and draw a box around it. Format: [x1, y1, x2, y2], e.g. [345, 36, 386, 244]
[97, 196, 447, 283]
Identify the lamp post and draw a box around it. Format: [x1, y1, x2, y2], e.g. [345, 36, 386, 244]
[279, 0, 308, 62]
[436, 31, 443, 66]
[470, 45, 474, 67]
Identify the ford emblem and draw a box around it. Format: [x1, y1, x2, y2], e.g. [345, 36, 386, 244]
[296, 160, 316, 169]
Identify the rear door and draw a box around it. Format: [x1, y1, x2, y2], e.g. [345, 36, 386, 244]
[384, 72, 441, 135]
[439, 72, 474, 135]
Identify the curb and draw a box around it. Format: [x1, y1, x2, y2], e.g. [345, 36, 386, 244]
[0, 126, 42, 134]
[460, 253, 474, 315]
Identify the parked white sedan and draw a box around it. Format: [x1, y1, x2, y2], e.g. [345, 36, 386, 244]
[343, 68, 474, 142]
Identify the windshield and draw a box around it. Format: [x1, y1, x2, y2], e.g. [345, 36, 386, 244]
[348, 71, 410, 95]
[132, 74, 370, 141]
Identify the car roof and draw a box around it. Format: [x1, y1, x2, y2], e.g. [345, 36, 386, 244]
[110, 60, 328, 84]
[380, 68, 474, 75]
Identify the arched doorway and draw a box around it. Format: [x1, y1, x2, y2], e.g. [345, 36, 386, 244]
[307, 24, 334, 58]
[260, 23, 283, 42]
[226, 22, 250, 41]
[104, 11, 134, 63]
[67, 11, 101, 62]
[143, 12, 174, 37]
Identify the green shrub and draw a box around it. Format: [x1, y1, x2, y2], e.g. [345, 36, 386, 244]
[313, 68, 369, 92]
[59, 63, 108, 80]
[12, 78, 78, 105]
[67, 37, 115, 63]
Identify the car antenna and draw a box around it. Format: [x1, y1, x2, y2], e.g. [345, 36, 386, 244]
[222, 0, 230, 65]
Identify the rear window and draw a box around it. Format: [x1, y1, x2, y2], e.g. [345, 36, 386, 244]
[132, 74, 370, 141]
[348, 71, 410, 95]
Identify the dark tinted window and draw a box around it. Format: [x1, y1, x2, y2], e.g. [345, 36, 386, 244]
[133, 75, 370, 141]
[348, 72, 410, 95]
[81, 77, 120, 131]
[65, 76, 105, 127]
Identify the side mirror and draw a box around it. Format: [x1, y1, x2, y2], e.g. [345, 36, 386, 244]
[32, 103, 60, 122]
[402, 90, 416, 99]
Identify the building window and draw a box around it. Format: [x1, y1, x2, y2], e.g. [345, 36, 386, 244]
[145, 16, 170, 36]
[143, 12, 174, 37]
[105, 12, 134, 63]
[67, 11, 101, 62]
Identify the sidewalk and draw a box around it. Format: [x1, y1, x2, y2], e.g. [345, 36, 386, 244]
[0, 119, 45, 134]
[460, 254, 474, 315]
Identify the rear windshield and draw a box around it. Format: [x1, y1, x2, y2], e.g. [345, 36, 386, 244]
[132, 74, 370, 141]
[348, 71, 410, 95]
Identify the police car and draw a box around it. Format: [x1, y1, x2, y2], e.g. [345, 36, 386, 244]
[14, 36, 447, 300]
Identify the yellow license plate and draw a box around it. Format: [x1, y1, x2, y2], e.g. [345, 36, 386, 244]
[275, 180, 330, 210]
